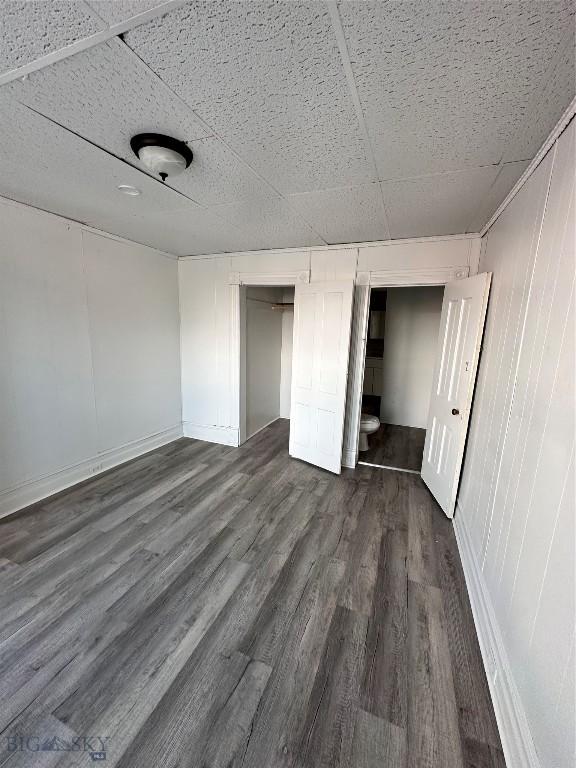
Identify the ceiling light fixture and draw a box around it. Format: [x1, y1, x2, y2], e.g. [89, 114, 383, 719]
[130, 133, 193, 182]
[117, 184, 141, 196]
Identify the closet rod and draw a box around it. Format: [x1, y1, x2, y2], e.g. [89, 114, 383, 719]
[247, 297, 294, 310]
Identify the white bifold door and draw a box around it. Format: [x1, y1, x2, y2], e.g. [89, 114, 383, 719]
[289, 281, 354, 474]
[421, 272, 492, 518]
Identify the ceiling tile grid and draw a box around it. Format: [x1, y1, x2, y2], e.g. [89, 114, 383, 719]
[0, 0, 574, 255]
[380, 165, 501, 239]
[171, 137, 273, 206]
[124, 0, 376, 194]
[4, 38, 210, 151]
[0, 0, 104, 73]
[209, 197, 326, 252]
[503, 34, 576, 162]
[287, 183, 390, 244]
[86, 1, 172, 26]
[4, 38, 276, 207]
[0, 97, 194, 224]
[467, 160, 530, 233]
[338, 0, 575, 177]
[91, 205, 245, 257]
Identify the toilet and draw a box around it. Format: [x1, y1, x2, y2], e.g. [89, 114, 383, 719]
[359, 413, 380, 452]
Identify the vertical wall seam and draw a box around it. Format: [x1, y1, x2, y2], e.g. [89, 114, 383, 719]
[527, 445, 574, 647]
[479, 142, 557, 571]
[508, 271, 575, 604]
[80, 229, 101, 455]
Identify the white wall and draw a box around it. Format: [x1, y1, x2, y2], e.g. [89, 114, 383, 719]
[457, 119, 575, 768]
[379, 286, 443, 428]
[178, 238, 476, 446]
[0, 199, 182, 517]
[245, 287, 283, 438]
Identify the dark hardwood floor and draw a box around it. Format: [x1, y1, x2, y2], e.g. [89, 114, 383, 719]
[360, 423, 426, 471]
[0, 420, 505, 767]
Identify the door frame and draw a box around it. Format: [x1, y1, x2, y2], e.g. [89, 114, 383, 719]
[229, 269, 310, 446]
[342, 265, 470, 469]
[227, 264, 470, 456]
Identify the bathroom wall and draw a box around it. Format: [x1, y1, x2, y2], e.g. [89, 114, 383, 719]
[379, 286, 444, 429]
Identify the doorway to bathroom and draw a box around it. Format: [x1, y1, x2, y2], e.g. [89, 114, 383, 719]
[357, 285, 444, 472]
[238, 285, 294, 446]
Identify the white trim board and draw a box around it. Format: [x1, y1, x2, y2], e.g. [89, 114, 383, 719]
[342, 269, 468, 472]
[229, 270, 309, 286]
[182, 422, 239, 447]
[357, 461, 421, 475]
[180, 233, 481, 262]
[341, 447, 357, 469]
[480, 97, 576, 236]
[355, 265, 469, 286]
[0, 425, 183, 520]
[453, 506, 541, 768]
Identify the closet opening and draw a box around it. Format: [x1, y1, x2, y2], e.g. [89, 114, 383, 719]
[239, 285, 294, 447]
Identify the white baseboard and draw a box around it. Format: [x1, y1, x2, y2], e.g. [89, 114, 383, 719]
[182, 422, 239, 447]
[0, 425, 183, 520]
[454, 506, 540, 768]
[245, 417, 280, 443]
[341, 447, 357, 469]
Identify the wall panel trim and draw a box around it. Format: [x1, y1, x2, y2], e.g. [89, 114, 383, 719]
[182, 422, 239, 446]
[480, 97, 576, 236]
[454, 506, 541, 768]
[0, 425, 183, 520]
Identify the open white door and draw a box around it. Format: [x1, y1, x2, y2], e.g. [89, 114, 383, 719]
[422, 272, 492, 517]
[289, 281, 354, 474]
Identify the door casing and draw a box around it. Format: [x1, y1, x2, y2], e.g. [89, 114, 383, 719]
[344, 266, 470, 469]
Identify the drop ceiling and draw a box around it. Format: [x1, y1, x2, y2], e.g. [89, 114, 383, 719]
[0, 0, 574, 256]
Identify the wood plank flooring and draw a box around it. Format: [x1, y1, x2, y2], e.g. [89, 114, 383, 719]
[0, 420, 505, 767]
[360, 423, 426, 471]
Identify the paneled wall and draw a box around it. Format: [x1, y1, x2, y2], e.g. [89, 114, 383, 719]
[178, 237, 477, 446]
[0, 200, 182, 517]
[457, 119, 575, 768]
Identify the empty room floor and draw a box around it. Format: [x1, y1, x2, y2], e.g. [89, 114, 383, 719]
[0, 421, 504, 767]
[361, 423, 426, 471]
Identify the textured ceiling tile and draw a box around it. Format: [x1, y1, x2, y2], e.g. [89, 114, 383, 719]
[6, 38, 209, 147]
[124, 0, 374, 193]
[86, 0, 169, 25]
[169, 137, 270, 206]
[339, 0, 575, 177]
[6, 39, 272, 205]
[287, 184, 389, 244]
[0, 1, 104, 73]
[467, 160, 530, 232]
[0, 98, 192, 237]
[91, 206, 240, 256]
[503, 37, 576, 162]
[209, 198, 325, 251]
[380, 166, 499, 239]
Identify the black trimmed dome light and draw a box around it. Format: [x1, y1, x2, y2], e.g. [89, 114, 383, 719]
[130, 133, 193, 182]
